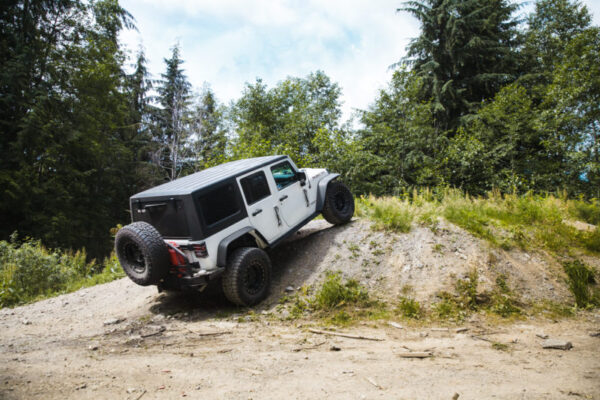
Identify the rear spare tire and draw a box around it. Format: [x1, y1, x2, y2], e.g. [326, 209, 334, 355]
[222, 247, 271, 306]
[322, 180, 354, 225]
[115, 222, 170, 286]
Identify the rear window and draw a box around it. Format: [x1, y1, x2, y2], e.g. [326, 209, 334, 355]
[133, 199, 190, 238]
[197, 183, 241, 226]
[240, 171, 271, 205]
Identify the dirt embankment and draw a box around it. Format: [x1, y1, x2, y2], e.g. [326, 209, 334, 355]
[1, 219, 599, 399]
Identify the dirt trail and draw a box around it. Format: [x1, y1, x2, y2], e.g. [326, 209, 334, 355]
[1, 220, 599, 399]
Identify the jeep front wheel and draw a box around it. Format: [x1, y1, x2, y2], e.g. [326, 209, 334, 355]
[222, 247, 271, 306]
[322, 180, 354, 225]
[115, 222, 170, 286]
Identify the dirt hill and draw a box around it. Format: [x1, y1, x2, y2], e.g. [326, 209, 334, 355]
[1, 219, 599, 399]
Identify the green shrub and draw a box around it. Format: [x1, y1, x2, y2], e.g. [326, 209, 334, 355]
[569, 199, 600, 225]
[563, 260, 598, 308]
[396, 296, 422, 319]
[0, 235, 123, 308]
[585, 228, 600, 252]
[314, 272, 369, 309]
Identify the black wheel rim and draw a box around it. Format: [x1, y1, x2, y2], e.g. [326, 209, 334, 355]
[243, 260, 265, 295]
[334, 191, 347, 212]
[124, 242, 146, 274]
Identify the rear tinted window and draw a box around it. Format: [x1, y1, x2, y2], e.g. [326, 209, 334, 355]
[133, 199, 190, 238]
[197, 183, 241, 226]
[240, 171, 270, 205]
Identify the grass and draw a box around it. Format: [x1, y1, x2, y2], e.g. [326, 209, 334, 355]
[355, 189, 600, 257]
[563, 260, 598, 308]
[0, 234, 124, 308]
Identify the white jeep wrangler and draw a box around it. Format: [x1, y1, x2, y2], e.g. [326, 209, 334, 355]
[115, 155, 354, 306]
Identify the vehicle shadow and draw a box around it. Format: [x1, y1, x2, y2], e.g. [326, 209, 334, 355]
[147, 220, 353, 321]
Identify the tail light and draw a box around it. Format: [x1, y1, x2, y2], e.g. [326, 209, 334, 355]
[192, 242, 208, 258]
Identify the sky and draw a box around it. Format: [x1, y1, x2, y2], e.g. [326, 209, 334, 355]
[119, 0, 600, 122]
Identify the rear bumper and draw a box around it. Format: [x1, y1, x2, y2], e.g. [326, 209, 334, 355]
[158, 265, 225, 292]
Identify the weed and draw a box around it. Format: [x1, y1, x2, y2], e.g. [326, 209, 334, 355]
[372, 248, 384, 257]
[491, 342, 509, 351]
[396, 296, 422, 319]
[314, 272, 369, 310]
[585, 228, 600, 252]
[330, 310, 352, 325]
[569, 198, 600, 225]
[347, 243, 360, 259]
[456, 268, 479, 310]
[433, 243, 444, 253]
[563, 260, 598, 308]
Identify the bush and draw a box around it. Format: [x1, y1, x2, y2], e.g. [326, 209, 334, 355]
[0, 235, 123, 308]
[396, 296, 422, 319]
[314, 272, 369, 309]
[563, 260, 598, 308]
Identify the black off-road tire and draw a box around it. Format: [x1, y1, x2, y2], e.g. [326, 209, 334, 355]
[115, 222, 170, 286]
[222, 247, 271, 306]
[322, 180, 354, 225]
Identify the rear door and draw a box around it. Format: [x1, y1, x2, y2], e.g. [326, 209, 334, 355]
[237, 169, 284, 242]
[268, 161, 310, 228]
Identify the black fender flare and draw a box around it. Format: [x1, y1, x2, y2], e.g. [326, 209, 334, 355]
[217, 226, 257, 267]
[316, 173, 340, 211]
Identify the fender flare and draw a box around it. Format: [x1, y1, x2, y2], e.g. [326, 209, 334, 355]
[316, 173, 340, 211]
[217, 226, 256, 267]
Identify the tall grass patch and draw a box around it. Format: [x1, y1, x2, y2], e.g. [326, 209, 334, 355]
[0, 236, 124, 308]
[563, 260, 598, 308]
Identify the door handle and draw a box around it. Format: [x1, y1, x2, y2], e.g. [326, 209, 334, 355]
[279, 195, 288, 201]
[252, 209, 263, 216]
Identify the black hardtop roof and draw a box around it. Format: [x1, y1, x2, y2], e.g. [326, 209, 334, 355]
[131, 155, 288, 199]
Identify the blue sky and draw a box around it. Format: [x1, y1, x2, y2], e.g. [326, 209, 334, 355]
[119, 0, 600, 122]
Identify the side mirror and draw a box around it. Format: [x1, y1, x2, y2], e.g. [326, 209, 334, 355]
[297, 171, 307, 186]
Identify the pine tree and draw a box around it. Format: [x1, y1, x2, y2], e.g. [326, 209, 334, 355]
[192, 87, 227, 169]
[399, 0, 520, 131]
[154, 44, 193, 181]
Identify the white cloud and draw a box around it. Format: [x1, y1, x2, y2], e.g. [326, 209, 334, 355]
[119, 0, 600, 122]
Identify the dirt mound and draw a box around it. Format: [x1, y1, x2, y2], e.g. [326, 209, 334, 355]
[267, 218, 572, 308]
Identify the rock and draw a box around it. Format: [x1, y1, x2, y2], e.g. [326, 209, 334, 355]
[103, 318, 123, 326]
[541, 339, 572, 350]
[21, 319, 31, 325]
[387, 321, 403, 329]
[330, 346, 341, 351]
[126, 388, 136, 394]
[536, 333, 549, 339]
[285, 286, 295, 293]
[76, 383, 87, 390]
[589, 332, 600, 337]
[280, 310, 290, 320]
[88, 345, 99, 351]
[455, 327, 469, 333]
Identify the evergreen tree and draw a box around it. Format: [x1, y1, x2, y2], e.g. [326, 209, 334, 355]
[0, 0, 137, 258]
[192, 87, 227, 169]
[154, 45, 193, 181]
[399, 0, 520, 131]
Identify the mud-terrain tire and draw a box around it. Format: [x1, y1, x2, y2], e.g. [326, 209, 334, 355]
[115, 222, 170, 286]
[322, 180, 354, 225]
[222, 247, 271, 306]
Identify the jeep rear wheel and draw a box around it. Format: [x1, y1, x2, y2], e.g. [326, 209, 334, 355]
[222, 247, 271, 306]
[322, 180, 354, 225]
[115, 222, 170, 286]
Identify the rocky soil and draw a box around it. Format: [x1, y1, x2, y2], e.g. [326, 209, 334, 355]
[1, 219, 599, 399]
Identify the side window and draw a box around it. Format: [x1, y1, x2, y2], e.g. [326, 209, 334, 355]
[197, 183, 240, 226]
[270, 161, 298, 190]
[240, 171, 271, 205]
